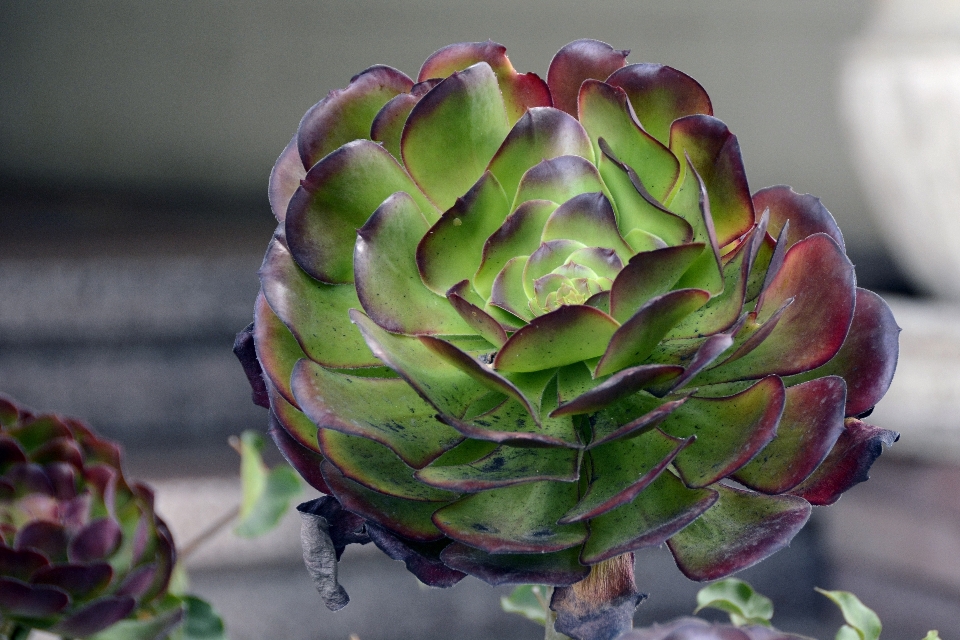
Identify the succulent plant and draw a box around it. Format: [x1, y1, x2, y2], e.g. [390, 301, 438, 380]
[0, 395, 180, 638]
[236, 38, 899, 638]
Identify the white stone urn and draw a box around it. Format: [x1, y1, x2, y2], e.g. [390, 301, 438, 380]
[841, 0, 960, 301]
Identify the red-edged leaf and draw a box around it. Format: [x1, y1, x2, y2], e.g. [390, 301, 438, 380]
[667, 485, 811, 581]
[417, 171, 510, 295]
[580, 472, 718, 564]
[607, 63, 713, 146]
[790, 418, 898, 506]
[547, 39, 629, 116]
[446, 281, 508, 347]
[416, 444, 579, 492]
[321, 460, 448, 542]
[253, 291, 307, 408]
[292, 358, 463, 469]
[269, 135, 305, 222]
[402, 62, 511, 211]
[704, 234, 856, 381]
[552, 364, 683, 417]
[441, 398, 581, 448]
[561, 429, 692, 523]
[595, 289, 710, 377]
[260, 238, 380, 369]
[609, 244, 705, 322]
[475, 199, 558, 298]
[354, 192, 471, 335]
[371, 79, 441, 159]
[578, 79, 680, 201]
[734, 377, 847, 494]
[418, 40, 551, 124]
[661, 376, 786, 488]
[297, 65, 413, 169]
[489, 107, 594, 202]
[513, 155, 608, 210]
[784, 289, 900, 417]
[753, 185, 845, 252]
[589, 393, 690, 448]
[268, 412, 331, 495]
[494, 305, 620, 373]
[541, 191, 633, 261]
[669, 115, 755, 247]
[286, 139, 437, 284]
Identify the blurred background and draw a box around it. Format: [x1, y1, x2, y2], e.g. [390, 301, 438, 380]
[2, 0, 960, 638]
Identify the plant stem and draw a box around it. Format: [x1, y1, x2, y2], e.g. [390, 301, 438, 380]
[538, 587, 573, 640]
[178, 504, 241, 560]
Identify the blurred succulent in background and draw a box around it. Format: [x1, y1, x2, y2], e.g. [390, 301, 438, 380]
[236, 38, 900, 640]
[0, 395, 181, 639]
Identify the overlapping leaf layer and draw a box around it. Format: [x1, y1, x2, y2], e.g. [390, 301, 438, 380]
[241, 39, 900, 588]
[0, 395, 181, 637]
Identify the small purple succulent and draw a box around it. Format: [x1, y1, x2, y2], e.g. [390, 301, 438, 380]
[0, 395, 179, 637]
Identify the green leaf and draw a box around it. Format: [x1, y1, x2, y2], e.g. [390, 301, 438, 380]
[816, 588, 882, 640]
[921, 632, 942, 640]
[402, 62, 511, 211]
[178, 595, 228, 640]
[235, 431, 303, 538]
[501, 584, 550, 627]
[694, 577, 774, 627]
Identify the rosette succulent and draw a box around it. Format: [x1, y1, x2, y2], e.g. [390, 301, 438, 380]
[0, 395, 179, 638]
[237, 39, 899, 636]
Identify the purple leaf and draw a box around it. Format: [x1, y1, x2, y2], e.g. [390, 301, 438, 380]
[0, 545, 48, 581]
[68, 518, 122, 563]
[547, 39, 629, 116]
[55, 596, 137, 636]
[268, 134, 305, 222]
[32, 562, 112, 599]
[418, 40, 551, 124]
[297, 65, 413, 170]
[753, 185, 844, 252]
[667, 485, 811, 581]
[0, 577, 69, 617]
[268, 411, 331, 495]
[365, 522, 466, 588]
[607, 63, 713, 145]
[790, 418, 898, 506]
[15, 522, 68, 563]
[233, 321, 269, 409]
[552, 365, 683, 417]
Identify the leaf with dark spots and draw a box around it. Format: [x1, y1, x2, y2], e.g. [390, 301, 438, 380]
[588, 392, 689, 447]
[790, 418, 898, 506]
[416, 444, 579, 492]
[292, 358, 463, 469]
[433, 480, 586, 554]
[446, 280, 508, 347]
[321, 460, 448, 542]
[661, 376, 785, 488]
[581, 472, 717, 564]
[365, 523, 466, 588]
[495, 305, 619, 373]
[547, 39, 629, 116]
[667, 485, 811, 581]
[561, 429, 692, 524]
[441, 398, 581, 448]
[439, 543, 590, 586]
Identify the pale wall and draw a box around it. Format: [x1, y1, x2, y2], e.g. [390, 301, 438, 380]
[0, 1, 881, 252]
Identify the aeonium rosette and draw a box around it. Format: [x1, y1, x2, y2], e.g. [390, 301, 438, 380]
[237, 39, 899, 607]
[0, 395, 180, 638]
